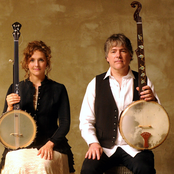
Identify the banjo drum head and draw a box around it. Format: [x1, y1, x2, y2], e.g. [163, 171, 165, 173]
[119, 100, 170, 150]
[0, 110, 37, 149]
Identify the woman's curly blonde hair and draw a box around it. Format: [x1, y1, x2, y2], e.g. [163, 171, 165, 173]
[21, 40, 52, 79]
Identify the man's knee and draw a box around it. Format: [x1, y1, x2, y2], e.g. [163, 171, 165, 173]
[133, 163, 156, 174]
[81, 165, 96, 174]
[132, 150, 156, 174]
[80, 158, 103, 174]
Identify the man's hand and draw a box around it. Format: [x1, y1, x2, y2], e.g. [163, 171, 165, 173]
[85, 143, 103, 160]
[136, 86, 157, 101]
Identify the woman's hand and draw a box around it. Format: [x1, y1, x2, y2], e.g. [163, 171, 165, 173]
[6, 93, 20, 111]
[136, 86, 157, 101]
[37, 141, 55, 160]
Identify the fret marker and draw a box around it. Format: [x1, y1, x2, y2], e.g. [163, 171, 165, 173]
[141, 73, 145, 77]
[138, 54, 144, 60]
[139, 66, 145, 71]
[138, 35, 143, 40]
[139, 45, 144, 49]
[141, 79, 145, 84]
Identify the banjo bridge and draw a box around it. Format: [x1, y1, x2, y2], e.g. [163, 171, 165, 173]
[10, 133, 23, 137]
[138, 125, 152, 129]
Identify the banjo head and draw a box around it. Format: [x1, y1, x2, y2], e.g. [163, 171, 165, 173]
[119, 100, 170, 150]
[0, 110, 37, 149]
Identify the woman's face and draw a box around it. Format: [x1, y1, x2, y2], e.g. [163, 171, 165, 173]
[28, 50, 47, 79]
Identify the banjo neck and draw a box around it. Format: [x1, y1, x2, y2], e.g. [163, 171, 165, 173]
[12, 22, 22, 110]
[131, 1, 147, 94]
[0, 22, 37, 150]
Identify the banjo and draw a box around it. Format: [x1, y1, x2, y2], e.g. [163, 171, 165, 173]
[0, 22, 37, 149]
[119, 1, 170, 150]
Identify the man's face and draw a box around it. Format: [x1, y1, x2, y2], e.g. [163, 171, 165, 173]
[106, 45, 132, 73]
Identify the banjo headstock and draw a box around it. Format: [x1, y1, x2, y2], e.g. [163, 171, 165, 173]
[131, 1, 142, 23]
[12, 22, 22, 40]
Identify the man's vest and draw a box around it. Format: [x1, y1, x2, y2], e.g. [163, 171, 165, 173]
[94, 71, 139, 148]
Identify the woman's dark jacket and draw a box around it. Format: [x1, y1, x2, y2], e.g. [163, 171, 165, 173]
[0, 76, 75, 172]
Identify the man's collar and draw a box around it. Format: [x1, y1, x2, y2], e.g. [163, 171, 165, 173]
[103, 67, 135, 80]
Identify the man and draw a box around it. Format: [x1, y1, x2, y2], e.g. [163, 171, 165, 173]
[79, 33, 158, 174]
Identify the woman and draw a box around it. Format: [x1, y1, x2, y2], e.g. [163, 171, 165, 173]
[0, 41, 75, 173]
